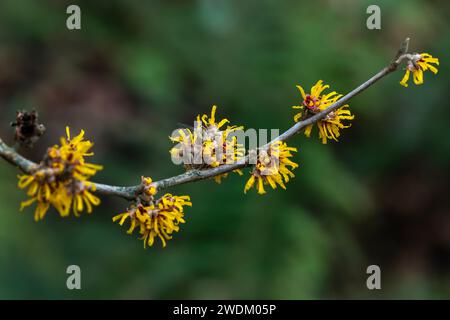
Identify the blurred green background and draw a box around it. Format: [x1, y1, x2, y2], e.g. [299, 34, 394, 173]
[0, 0, 448, 299]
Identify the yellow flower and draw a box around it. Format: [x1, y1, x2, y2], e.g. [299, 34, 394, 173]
[113, 194, 192, 248]
[400, 53, 439, 87]
[292, 80, 354, 144]
[170, 105, 244, 182]
[201, 104, 233, 130]
[18, 127, 103, 220]
[18, 173, 54, 221]
[244, 141, 298, 195]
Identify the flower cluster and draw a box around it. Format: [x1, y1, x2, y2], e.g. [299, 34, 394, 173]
[113, 193, 192, 248]
[18, 127, 102, 221]
[11, 45, 440, 250]
[400, 53, 439, 87]
[244, 141, 298, 195]
[293, 80, 354, 144]
[170, 105, 245, 183]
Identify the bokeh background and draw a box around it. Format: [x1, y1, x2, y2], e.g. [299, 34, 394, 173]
[0, 0, 448, 299]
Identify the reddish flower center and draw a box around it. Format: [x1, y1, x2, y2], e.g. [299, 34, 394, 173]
[303, 94, 321, 112]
